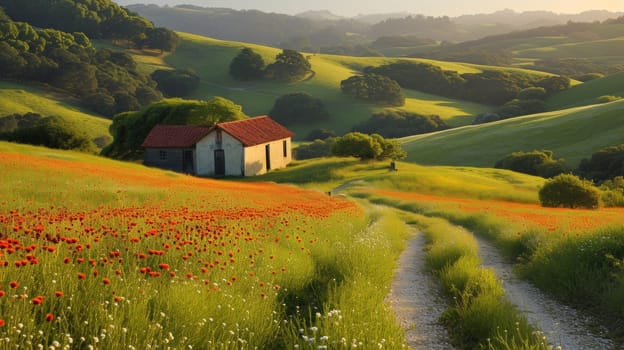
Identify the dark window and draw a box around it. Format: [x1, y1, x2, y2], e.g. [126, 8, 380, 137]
[216, 130, 222, 145]
[265, 144, 271, 170]
[283, 140, 288, 157]
[159, 150, 167, 160]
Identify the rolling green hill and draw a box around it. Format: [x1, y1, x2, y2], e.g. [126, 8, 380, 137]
[400, 98, 624, 168]
[0, 82, 112, 146]
[547, 72, 624, 109]
[157, 32, 568, 137]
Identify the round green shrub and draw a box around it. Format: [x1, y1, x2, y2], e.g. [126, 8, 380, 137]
[538, 174, 601, 209]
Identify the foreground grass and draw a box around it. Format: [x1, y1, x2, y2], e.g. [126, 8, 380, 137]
[400, 212, 551, 349]
[0, 143, 408, 348]
[363, 190, 624, 344]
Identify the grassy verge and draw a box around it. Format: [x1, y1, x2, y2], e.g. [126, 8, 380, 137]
[400, 212, 550, 349]
[363, 190, 624, 344]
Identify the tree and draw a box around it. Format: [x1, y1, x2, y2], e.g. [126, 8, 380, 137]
[151, 69, 200, 97]
[229, 47, 265, 81]
[269, 92, 329, 125]
[330, 132, 406, 160]
[578, 144, 624, 182]
[305, 128, 335, 141]
[145, 27, 179, 52]
[352, 110, 448, 138]
[537, 75, 571, 95]
[539, 174, 601, 209]
[494, 150, 566, 178]
[340, 74, 404, 106]
[294, 138, 333, 160]
[264, 49, 311, 82]
[331, 132, 382, 160]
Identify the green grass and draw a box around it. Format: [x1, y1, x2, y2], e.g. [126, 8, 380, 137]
[547, 72, 624, 109]
[515, 36, 624, 64]
[252, 157, 543, 203]
[0, 81, 112, 146]
[400, 99, 624, 168]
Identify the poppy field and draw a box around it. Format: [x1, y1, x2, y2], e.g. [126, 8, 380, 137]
[0, 144, 408, 349]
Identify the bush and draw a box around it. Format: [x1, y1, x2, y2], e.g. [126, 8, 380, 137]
[494, 150, 567, 178]
[538, 174, 601, 209]
[0, 115, 97, 153]
[596, 95, 622, 104]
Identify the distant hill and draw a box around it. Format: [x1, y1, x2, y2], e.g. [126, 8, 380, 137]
[400, 99, 624, 168]
[422, 16, 624, 74]
[126, 4, 624, 51]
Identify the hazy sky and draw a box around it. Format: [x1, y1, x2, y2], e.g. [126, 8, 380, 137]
[114, 0, 624, 17]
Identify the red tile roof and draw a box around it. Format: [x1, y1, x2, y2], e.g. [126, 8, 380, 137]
[217, 116, 293, 147]
[141, 125, 211, 148]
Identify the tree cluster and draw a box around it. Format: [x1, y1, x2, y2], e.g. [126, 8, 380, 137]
[363, 61, 569, 106]
[268, 93, 329, 125]
[229, 48, 311, 82]
[293, 138, 333, 160]
[330, 132, 406, 161]
[103, 97, 247, 159]
[150, 69, 200, 97]
[340, 74, 404, 106]
[0, 15, 163, 117]
[352, 110, 448, 138]
[494, 150, 567, 178]
[578, 144, 624, 183]
[0, 0, 178, 51]
[0, 113, 97, 153]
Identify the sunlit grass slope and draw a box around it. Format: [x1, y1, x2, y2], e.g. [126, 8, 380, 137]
[253, 157, 543, 203]
[547, 71, 624, 109]
[163, 33, 512, 136]
[399, 99, 624, 168]
[0, 81, 111, 144]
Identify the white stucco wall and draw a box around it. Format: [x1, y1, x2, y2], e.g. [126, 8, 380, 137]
[196, 131, 292, 177]
[195, 131, 244, 176]
[244, 138, 292, 176]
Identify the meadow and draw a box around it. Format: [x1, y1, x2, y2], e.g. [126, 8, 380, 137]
[257, 157, 624, 348]
[0, 142, 408, 349]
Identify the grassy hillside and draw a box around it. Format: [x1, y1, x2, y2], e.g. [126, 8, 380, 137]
[399, 98, 624, 168]
[162, 33, 521, 136]
[547, 72, 624, 109]
[0, 81, 112, 146]
[249, 157, 543, 203]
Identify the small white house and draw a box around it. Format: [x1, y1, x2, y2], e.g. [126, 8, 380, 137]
[142, 116, 293, 176]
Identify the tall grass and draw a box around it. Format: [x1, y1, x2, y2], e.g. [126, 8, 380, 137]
[403, 213, 547, 349]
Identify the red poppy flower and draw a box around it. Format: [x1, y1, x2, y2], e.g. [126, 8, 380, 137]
[45, 313, 54, 322]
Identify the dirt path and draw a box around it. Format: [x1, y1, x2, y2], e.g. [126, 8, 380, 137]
[388, 231, 454, 349]
[474, 235, 613, 350]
